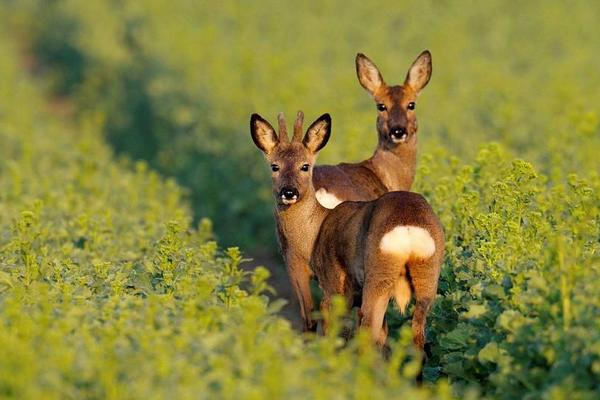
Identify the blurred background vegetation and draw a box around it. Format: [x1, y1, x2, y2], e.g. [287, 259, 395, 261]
[0, 22, 449, 398]
[1, 1, 599, 397]
[3, 0, 599, 252]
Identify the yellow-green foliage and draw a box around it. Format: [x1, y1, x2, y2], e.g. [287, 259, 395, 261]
[0, 34, 450, 399]
[4, 0, 599, 248]
[1, 1, 600, 399]
[413, 145, 600, 397]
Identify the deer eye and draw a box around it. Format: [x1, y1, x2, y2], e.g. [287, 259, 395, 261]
[271, 164, 280, 172]
[300, 164, 310, 172]
[377, 103, 387, 112]
[407, 102, 416, 110]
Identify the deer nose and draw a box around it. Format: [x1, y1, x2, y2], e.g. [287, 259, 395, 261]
[390, 126, 407, 139]
[279, 187, 299, 200]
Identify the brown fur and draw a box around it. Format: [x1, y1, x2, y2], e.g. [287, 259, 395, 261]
[250, 112, 444, 350]
[313, 51, 432, 205]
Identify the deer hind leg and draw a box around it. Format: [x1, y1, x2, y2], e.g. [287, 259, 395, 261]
[359, 250, 408, 348]
[319, 264, 353, 337]
[411, 296, 433, 351]
[359, 281, 392, 348]
[410, 280, 434, 385]
[406, 259, 440, 351]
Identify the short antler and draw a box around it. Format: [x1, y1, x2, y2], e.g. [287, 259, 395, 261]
[293, 111, 304, 142]
[277, 112, 289, 143]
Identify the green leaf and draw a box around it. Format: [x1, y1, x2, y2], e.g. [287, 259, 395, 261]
[478, 342, 500, 364]
[462, 304, 488, 319]
[440, 324, 473, 350]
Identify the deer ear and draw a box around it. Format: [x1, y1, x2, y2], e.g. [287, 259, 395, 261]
[303, 113, 331, 154]
[405, 50, 432, 94]
[250, 114, 278, 154]
[356, 53, 385, 95]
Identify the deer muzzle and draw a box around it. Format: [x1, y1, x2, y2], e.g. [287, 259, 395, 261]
[279, 186, 299, 205]
[389, 126, 408, 143]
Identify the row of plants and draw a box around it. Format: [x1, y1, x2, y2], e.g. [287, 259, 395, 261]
[1, 1, 598, 398]
[412, 145, 600, 397]
[0, 30, 448, 399]
[3, 0, 599, 249]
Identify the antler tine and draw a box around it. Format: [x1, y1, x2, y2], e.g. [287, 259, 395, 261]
[292, 110, 304, 142]
[277, 112, 289, 142]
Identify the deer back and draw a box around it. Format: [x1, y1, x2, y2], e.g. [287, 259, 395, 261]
[311, 191, 444, 297]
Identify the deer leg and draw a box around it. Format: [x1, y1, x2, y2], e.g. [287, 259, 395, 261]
[411, 297, 433, 351]
[407, 260, 439, 351]
[359, 283, 391, 348]
[404, 253, 442, 384]
[287, 257, 316, 332]
[295, 275, 316, 332]
[320, 266, 353, 338]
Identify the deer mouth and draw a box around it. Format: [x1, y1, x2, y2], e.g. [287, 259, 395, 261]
[280, 195, 298, 205]
[390, 132, 408, 143]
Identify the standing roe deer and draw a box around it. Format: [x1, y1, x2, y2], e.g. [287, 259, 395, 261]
[250, 111, 443, 350]
[313, 50, 432, 209]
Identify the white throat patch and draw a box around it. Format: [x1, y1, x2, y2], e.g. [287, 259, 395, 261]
[315, 188, 343, 209]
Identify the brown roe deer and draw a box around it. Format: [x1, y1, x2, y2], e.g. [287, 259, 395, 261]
[313, 51, 432, 209]
[250, 111, 444, 349]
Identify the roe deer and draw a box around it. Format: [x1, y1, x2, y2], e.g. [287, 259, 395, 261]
[250, 111, 443, 350]
[313, 50, 432, 209]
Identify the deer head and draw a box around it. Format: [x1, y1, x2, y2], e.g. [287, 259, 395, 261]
[250, 111, 331, 207]
[356, 51, 432, 149]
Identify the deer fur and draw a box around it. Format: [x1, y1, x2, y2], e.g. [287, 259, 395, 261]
[250, 111, 444, 350]
[313, 50, 432, 209]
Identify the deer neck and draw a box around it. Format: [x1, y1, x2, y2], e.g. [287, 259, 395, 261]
[367, 140, 417, 192]
[275, 190, 329, 262]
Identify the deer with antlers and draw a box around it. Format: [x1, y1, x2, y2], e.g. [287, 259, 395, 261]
[313, 50, 432, 209]
[250, 111, 443, 350]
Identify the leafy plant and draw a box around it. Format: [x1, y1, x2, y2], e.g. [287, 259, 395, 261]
[0, 31, 448, 399]
[1, 2, 599, 398]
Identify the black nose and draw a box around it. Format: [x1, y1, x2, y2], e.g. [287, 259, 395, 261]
[390, 126, 407, 138]
[279, 186, 299, 200]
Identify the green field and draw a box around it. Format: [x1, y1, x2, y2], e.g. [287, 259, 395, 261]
[1, 1, 599, 398]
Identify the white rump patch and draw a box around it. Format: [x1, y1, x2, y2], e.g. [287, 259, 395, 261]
[315, 188, 343, 209]
[379, 226, 435, 260]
